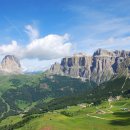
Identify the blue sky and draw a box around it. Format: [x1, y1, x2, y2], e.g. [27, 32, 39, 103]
[0, 0, 130, 71]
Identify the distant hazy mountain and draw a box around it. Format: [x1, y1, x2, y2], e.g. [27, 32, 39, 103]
[49, 49, 130, 84]
[0, 55, 22, 74]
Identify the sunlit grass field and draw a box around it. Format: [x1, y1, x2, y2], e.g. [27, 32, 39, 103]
[1, 98, 130, 130]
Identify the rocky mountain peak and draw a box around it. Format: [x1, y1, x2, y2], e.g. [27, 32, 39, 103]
[114, 50, 130, 58]
[49, 49, 130, 84]
[93, 48, 115, 57]
[0, 55, 22, 74]
[73, 52, 88, 57]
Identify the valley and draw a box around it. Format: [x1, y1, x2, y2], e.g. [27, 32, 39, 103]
[0, 73, 130, 130]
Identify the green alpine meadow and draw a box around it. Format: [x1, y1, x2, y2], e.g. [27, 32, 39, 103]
[0, 0, 130, 130]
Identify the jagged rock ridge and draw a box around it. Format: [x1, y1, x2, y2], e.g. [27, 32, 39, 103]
[49, 49, 130, 84]
[0, 55, 22, 74]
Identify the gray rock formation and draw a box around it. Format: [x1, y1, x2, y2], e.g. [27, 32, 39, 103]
[49, 49, 130, 84]
[0, 55, 22, 74]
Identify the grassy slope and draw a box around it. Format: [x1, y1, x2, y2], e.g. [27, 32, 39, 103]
[0, 115, 22, 127]
[0, 98, 130, 130]
[0, 74, 42, 95]
[0, 74, 95, 118]
[0, 74, 43, 119]
[0, 74, 130, 130]
[0, 75, 13, 95]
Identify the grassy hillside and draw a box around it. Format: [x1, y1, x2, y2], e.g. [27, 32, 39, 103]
[0, 74, 42, 95]
[0, 74, 96, 119]
[0, 98, 130, 130]
[0, 74, 43, 119]
[0, 75, 13, 95]
[0, 74, 130, 130]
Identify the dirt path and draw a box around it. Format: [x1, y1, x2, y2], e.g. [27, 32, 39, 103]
[121, 69, 129, 90]
[0, 97, 10, 118]
[106, 109, 113, 113]
[96, 103, 113, 114]
[86, 114, 110, 120]
[41, 126, 53, 130]
[121, 76, 128, 89]
[121, 103, 128, 107]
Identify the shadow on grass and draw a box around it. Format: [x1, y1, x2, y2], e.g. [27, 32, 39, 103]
[110, 112, 130, 126]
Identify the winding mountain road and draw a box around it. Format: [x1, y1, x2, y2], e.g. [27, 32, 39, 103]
[0, 97, 10, 118]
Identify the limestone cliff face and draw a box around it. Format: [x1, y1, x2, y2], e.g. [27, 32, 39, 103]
[90, 56, 115, 83]
[0, 55, 22, 74]
[50, 62, 63, 75]
[49, 49, 130, 84]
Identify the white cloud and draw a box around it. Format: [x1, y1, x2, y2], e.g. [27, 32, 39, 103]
[25, 33, 72, 60]
[0, 34, 72, 60]
[21, 58, 61, 72]
[25, 25, 39, 40]
[0, 41, 23, 57]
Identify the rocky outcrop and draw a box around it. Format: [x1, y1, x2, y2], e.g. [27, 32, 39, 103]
[50, 62, 63, 75]
[49, 49, 130, 84]
[0, 55, 22, 74]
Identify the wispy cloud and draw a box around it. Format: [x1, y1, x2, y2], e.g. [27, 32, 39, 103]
[66, 3, 130, 52]
[21, 58, 61, 72]
[79, 36, 130, 54]
[87, 17, 130, 38]
[25, 24, 39, 41]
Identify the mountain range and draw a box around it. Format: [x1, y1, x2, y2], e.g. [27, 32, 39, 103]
[1, 49, 130, 84]
[49, 49, 130, 84]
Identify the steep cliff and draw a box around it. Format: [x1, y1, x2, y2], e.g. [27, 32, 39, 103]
[0, 55, 22, 74]
[49, 49, 130, 84]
